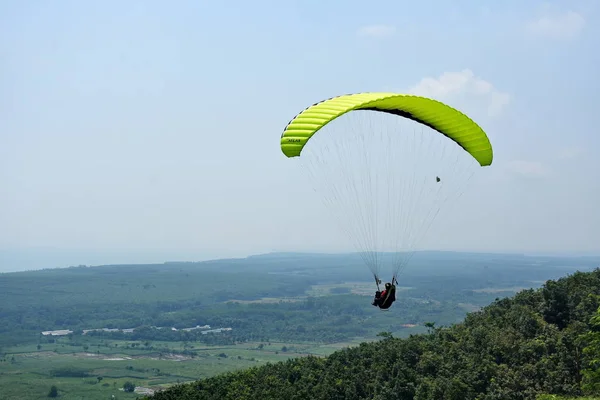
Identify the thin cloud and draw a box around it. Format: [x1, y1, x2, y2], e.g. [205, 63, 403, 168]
[408, 69, 511, 117]
[526, 11, 585, 39]
[356, 25, 396, 38]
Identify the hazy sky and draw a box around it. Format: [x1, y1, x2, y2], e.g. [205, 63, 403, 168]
[1, 0, 599, 271]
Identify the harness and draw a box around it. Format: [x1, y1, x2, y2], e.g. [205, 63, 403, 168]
[379, 285, 396, 308]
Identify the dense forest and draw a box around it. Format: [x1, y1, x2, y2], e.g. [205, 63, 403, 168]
[146, 268, 600, 400]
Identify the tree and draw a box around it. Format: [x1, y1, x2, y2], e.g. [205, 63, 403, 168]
[424, 322, 436, 334]
[581, 304, 600, 395]
[123, 381, 135, 393]
[47, 385, 58, 398]
[376, 331, 393, 339]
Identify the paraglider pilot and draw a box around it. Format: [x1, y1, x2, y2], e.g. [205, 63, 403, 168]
[372, 282, 396, 309]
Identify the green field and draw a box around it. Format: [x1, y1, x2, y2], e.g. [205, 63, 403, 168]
[0, 336, 382, 399]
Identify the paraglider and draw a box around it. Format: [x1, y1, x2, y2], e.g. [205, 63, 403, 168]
[280, 92, 493, 309]
[372, 281, 396, 310]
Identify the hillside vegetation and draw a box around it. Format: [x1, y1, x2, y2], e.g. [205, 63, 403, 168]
[146, 269, 600, 400]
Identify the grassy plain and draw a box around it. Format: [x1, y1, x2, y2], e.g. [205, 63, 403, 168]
[1, 334, 382, 399]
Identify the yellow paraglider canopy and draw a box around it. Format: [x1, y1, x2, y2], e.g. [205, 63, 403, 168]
[280, 92, 493, 166]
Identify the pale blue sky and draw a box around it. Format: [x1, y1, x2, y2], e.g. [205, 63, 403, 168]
[1, 0, 599, 271]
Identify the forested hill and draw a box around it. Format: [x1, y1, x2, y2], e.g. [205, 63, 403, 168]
[146, 269, 600, 400]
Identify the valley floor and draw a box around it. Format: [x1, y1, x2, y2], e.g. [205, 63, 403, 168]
[0, 337, 375, 400]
